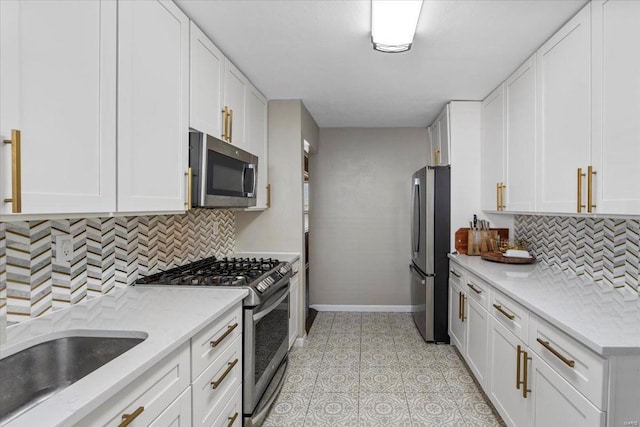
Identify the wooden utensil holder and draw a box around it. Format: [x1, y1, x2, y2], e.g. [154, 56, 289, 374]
[455, 228, 509, 255]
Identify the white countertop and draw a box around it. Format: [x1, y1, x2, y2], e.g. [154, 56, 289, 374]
[1, 286, 248, 427]
[449, 254, 640, 356]
[233, 251, 300, 264]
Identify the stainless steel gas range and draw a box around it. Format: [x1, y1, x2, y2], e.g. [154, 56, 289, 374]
[136, 256, 292, 427]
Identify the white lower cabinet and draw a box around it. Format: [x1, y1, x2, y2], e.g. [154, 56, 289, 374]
[150, 387, 192, 427]
[488, 316, 530, 427]
[210, 385, 242, 427]
[529, 351, 605, 427]
[81, 342, 191, 425]
[449, 260, 610, 427]
[464, 295, 489, 388]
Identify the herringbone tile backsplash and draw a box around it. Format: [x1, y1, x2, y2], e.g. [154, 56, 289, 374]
[514, 215, 639, 292]
[0, 209, 235, 323]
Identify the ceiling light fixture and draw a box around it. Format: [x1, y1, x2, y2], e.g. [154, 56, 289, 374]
[371, 0, 423, 53]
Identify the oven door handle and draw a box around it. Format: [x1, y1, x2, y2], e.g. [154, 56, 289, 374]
[254, 287, 289, 322]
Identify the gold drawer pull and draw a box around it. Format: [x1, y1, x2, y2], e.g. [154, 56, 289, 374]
[493, 304, 515, 321]
[211, 358, 239, 389]
[450, 269, 461, 278]
[119, 406, 144, 427]
[536, 338, 575, 368]
[467, 283, 482, 294]
[587, 165, 597, 213]
[461, 293, 466, 321]
[577, 168, 586, 213]
[227, 412, 239, 427]
[522, 349, 532, 398]
[210, 323, 239, 348]
[3, 129, 22, 213]
[516, 345, 522, 390]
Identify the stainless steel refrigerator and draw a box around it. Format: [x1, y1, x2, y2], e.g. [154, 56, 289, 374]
[410, 166, 450, 343]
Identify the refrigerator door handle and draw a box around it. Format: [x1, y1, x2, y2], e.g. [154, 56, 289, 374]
[409, 264, 425, 284]
[411, 178, 420, 258]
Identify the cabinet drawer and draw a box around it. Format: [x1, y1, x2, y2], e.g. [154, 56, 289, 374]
[192, 335, 243, 427]
[449, 263, 465, 288]
[82, 342, 190, 426]
[149, 386, 192, 426]
[529, 314, 607, 409]
[464, 273, 491, 310]
[490, 290, 529, 343]
[192, 304, 243, 381]
[211, 385, 242, 427]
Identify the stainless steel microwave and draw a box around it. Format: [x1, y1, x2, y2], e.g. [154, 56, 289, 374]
[189, 132, 258, 208]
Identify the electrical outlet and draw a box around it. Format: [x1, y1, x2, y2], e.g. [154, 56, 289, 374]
[213, 221, 219, 236]
[55, 235, 73, 265]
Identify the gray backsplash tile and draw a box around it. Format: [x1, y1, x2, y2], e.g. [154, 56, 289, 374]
[0, 209, 235, 324]
[514, 215, 639, 292]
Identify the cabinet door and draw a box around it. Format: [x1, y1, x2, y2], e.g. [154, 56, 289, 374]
[223, 59, 247, 150]
[0, 0, 116, 215]
[426, 126, 434, 167]
[117, 0, 189, 213]
[505, 55, 537, 212]
[448, 281, 465, 352]
[289, 270, 300, 348]
[149, 387, 192, 427]
[437, 105, 451, 165]
[591, 0, 640, 215]
[529, 352, 605, 427]
[488, 317, 529, 427]
[536, 4, 591, 213]
[465, 296, 489, 388]
[481, 84, 506, 211]
[246, 83, 269, 209]
[190, 22, 224, 140]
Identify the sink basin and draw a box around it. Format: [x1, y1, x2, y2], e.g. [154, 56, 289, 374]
[0, 330, 147, 424]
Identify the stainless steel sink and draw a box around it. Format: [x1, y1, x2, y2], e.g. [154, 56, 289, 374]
[0, 330, 147, 424]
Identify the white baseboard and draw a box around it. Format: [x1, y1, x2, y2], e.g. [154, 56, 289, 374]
[310, 304, 412, 313]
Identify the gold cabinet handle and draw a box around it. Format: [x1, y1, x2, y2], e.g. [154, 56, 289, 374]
[266, 184, 271, 208]
[185, 167, 192, 210]
[222, 107, 229, 140]
[211, 358, 239, 389]
[434, 148, 440, 165]
[3, 129, 22, 213]
[458, 291, 462, 320]
[210, 323, 238, 348]
[493, 304, 515, 321]
[227, 412, 239, 427]
[496, 182, 501, 211]
[119, 406, 144, 427]
[587, 165, 597, 213]
[461, 293, 466, 321]
[467, 283, 482, 294]
[228, 109, 233, 143]
[501, 183, 507, 210]
[522, 349, 532, 398]
[450, 269, 461, 278]
[516, 344, 522, 390]
[536, 338, 575, 368]
[577, 168, 586, 213]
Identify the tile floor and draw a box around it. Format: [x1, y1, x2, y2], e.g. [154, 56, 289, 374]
[263, 312, 505, 427]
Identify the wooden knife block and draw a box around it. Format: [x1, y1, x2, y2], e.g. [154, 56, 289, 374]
[455, 228, 509, 255]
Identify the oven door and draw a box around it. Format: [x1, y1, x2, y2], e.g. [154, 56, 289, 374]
[243, 285, 290, 416]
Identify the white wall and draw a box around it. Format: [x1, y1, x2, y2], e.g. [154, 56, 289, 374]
[309, 128, 428, 307]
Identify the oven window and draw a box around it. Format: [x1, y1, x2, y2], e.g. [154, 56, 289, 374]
[207, 150, 246, 197]
[254, 293, 289, 385]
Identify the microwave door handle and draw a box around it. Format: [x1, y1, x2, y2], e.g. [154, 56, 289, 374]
[251, 163, 257, 197]
[243, 163, 256, 197]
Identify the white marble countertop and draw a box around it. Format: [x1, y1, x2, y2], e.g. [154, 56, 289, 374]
[1, 286, 248, 427]
[449, 254, 640, 356]
[233, 251, 300, 264]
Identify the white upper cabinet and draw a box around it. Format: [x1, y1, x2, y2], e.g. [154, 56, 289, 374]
[117, 0, 189, 213]
[434, 105, 451, 166]
[190, 22, 224, 140]
[223, 59, 248, 151]
[536, 4, 591, 214]
[0, 0, 117, 215]
[590, 0, 640, 215]
[246, 83, 269, 209]
[481, 85, 505, 212]
[505, 55, 537, 212]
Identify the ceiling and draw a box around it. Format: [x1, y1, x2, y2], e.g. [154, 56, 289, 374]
[176, 0, 588, 128]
